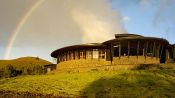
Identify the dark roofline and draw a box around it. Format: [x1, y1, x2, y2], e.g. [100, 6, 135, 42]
[115, 34, 143, 38]
[51, 43, 107, 58]
[167, 44, 175, 48]
[103, 36, 169, 45]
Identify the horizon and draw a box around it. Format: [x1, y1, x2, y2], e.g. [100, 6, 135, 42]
[0, 0, 175, 62]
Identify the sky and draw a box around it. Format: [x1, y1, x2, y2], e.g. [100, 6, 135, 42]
[0, 0, 175, 62]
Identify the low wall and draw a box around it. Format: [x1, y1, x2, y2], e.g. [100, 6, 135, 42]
[56, 56, 160, 72]
[113, 56, 160, 65]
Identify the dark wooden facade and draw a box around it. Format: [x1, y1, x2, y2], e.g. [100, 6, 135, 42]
[51, 34, 173, 64]
[103, 35, 169, 63]
[51, 43, 108, 63]
[167, 45, 175, 63]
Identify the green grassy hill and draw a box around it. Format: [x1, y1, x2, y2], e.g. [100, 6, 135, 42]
[0, 57, 52, 78]
[0, 57, 52, 68]
[0, 64, 175, 98]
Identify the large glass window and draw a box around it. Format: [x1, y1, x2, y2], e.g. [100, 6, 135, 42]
[80, 51, 84, 59]
[86, 50, 93, 59]
[99, 49, 105, 59]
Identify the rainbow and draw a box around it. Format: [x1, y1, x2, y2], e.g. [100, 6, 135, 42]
[4, 0, 45, 59]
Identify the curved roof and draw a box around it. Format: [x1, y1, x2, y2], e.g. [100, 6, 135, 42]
[115, 34, 143, 38]
[51, 43, 107, 58]
[103, 34, 169, 46]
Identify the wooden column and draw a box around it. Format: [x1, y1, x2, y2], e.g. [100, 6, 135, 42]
[119, 42, 121, 60]
[91, 49, 93, 60]
[145, 41, 148, 61]
[157, 44, 161, 59]
[64, 52, 67, 61]
[152, 42, 156, 58]
[128, 41, 130, 59]
[105, 49, 106, 59]
[160, 46, 163, 59]
[137, 41, 140, 59]
[174, 47, 175, 59]
[73, 50, 75, 60]
[110, 44, 113, 64]
[98, 49, 100, 61]
[78, 50, 80, 59]
[143, 43, 145, 56]
[84, 49, 86, 59]
[166, 49, 169, 60]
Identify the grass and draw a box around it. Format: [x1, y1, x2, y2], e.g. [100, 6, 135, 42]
[0, 64, 175, 97]
[0, 57, 52, 68]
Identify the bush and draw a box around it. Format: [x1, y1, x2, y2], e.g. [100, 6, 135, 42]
[0, 65, 22, 78]
[0, 64, 46, 78]
[134, 64, 160, 70]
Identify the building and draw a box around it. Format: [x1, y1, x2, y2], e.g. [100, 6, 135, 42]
[167, 44, 175, 63]
[51, 34, 174, 65]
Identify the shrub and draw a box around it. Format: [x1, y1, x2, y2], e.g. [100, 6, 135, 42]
[134, 64, 160, 70]
[91, 68, 98, 71]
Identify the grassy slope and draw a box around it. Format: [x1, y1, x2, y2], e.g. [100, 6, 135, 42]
[0, 66, 175, 97]
[0, 57, 52, 68]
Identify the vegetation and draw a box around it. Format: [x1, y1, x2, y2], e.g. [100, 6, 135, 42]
[0, 57, 52, 78]
[0, 64, 175, 98]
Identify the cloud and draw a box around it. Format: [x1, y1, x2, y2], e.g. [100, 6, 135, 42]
[1, 0, 126, 59]
[14, 0, 126, 47]
[121, 16, 130, 22]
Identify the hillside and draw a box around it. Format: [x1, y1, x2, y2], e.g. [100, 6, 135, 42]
[0, 57, 52, 68]
[0, 64, 175, 98]
[0, 57, 52, 78]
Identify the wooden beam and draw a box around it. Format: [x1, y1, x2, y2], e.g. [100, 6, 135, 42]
[119, 42, 121, 60]
[128, 41, 130, 59]
[157, 44, 161, 59]
[73, 50, 75, 60]
[78, 50, 80, 59]
[137, 41, 140, 59]
[110, 44, 113, 64]
[160, 46, 163, 59]
[84, 49, 86, 59]
[174, 48, 175, 59]
[145, 41, 148, 62]
[91, 49, 93, 60]
[143, 45, 145, 57]
[64, 52, 67, 61]
[152, 42, 156, 58]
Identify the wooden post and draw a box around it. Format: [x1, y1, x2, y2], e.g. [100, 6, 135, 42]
[119, 42, 121, 60]
[105, 49, 106, 59]
[84, 49, 86, 59]
[73, 50, 75, 60]
[98, 49, 101, 61]
[91, 49, 93, 60]
[137, 41, 140, 59]
[143, 43, 145, 56]
[174, 47, 175, 59]
[166, 49, 169, 60]
[110, 44, 113, 64]
[128, 41, 130, 59]
[145, 41, 148, 62]
[64, 52, 67, 61]
[78, 50, 80, 59]
[160, 46, 163, 59]
[157, 44, 160, 59]
[152, 42, 156, 58]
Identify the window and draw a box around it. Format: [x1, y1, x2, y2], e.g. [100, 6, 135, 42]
[99, 49, 105, 59]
